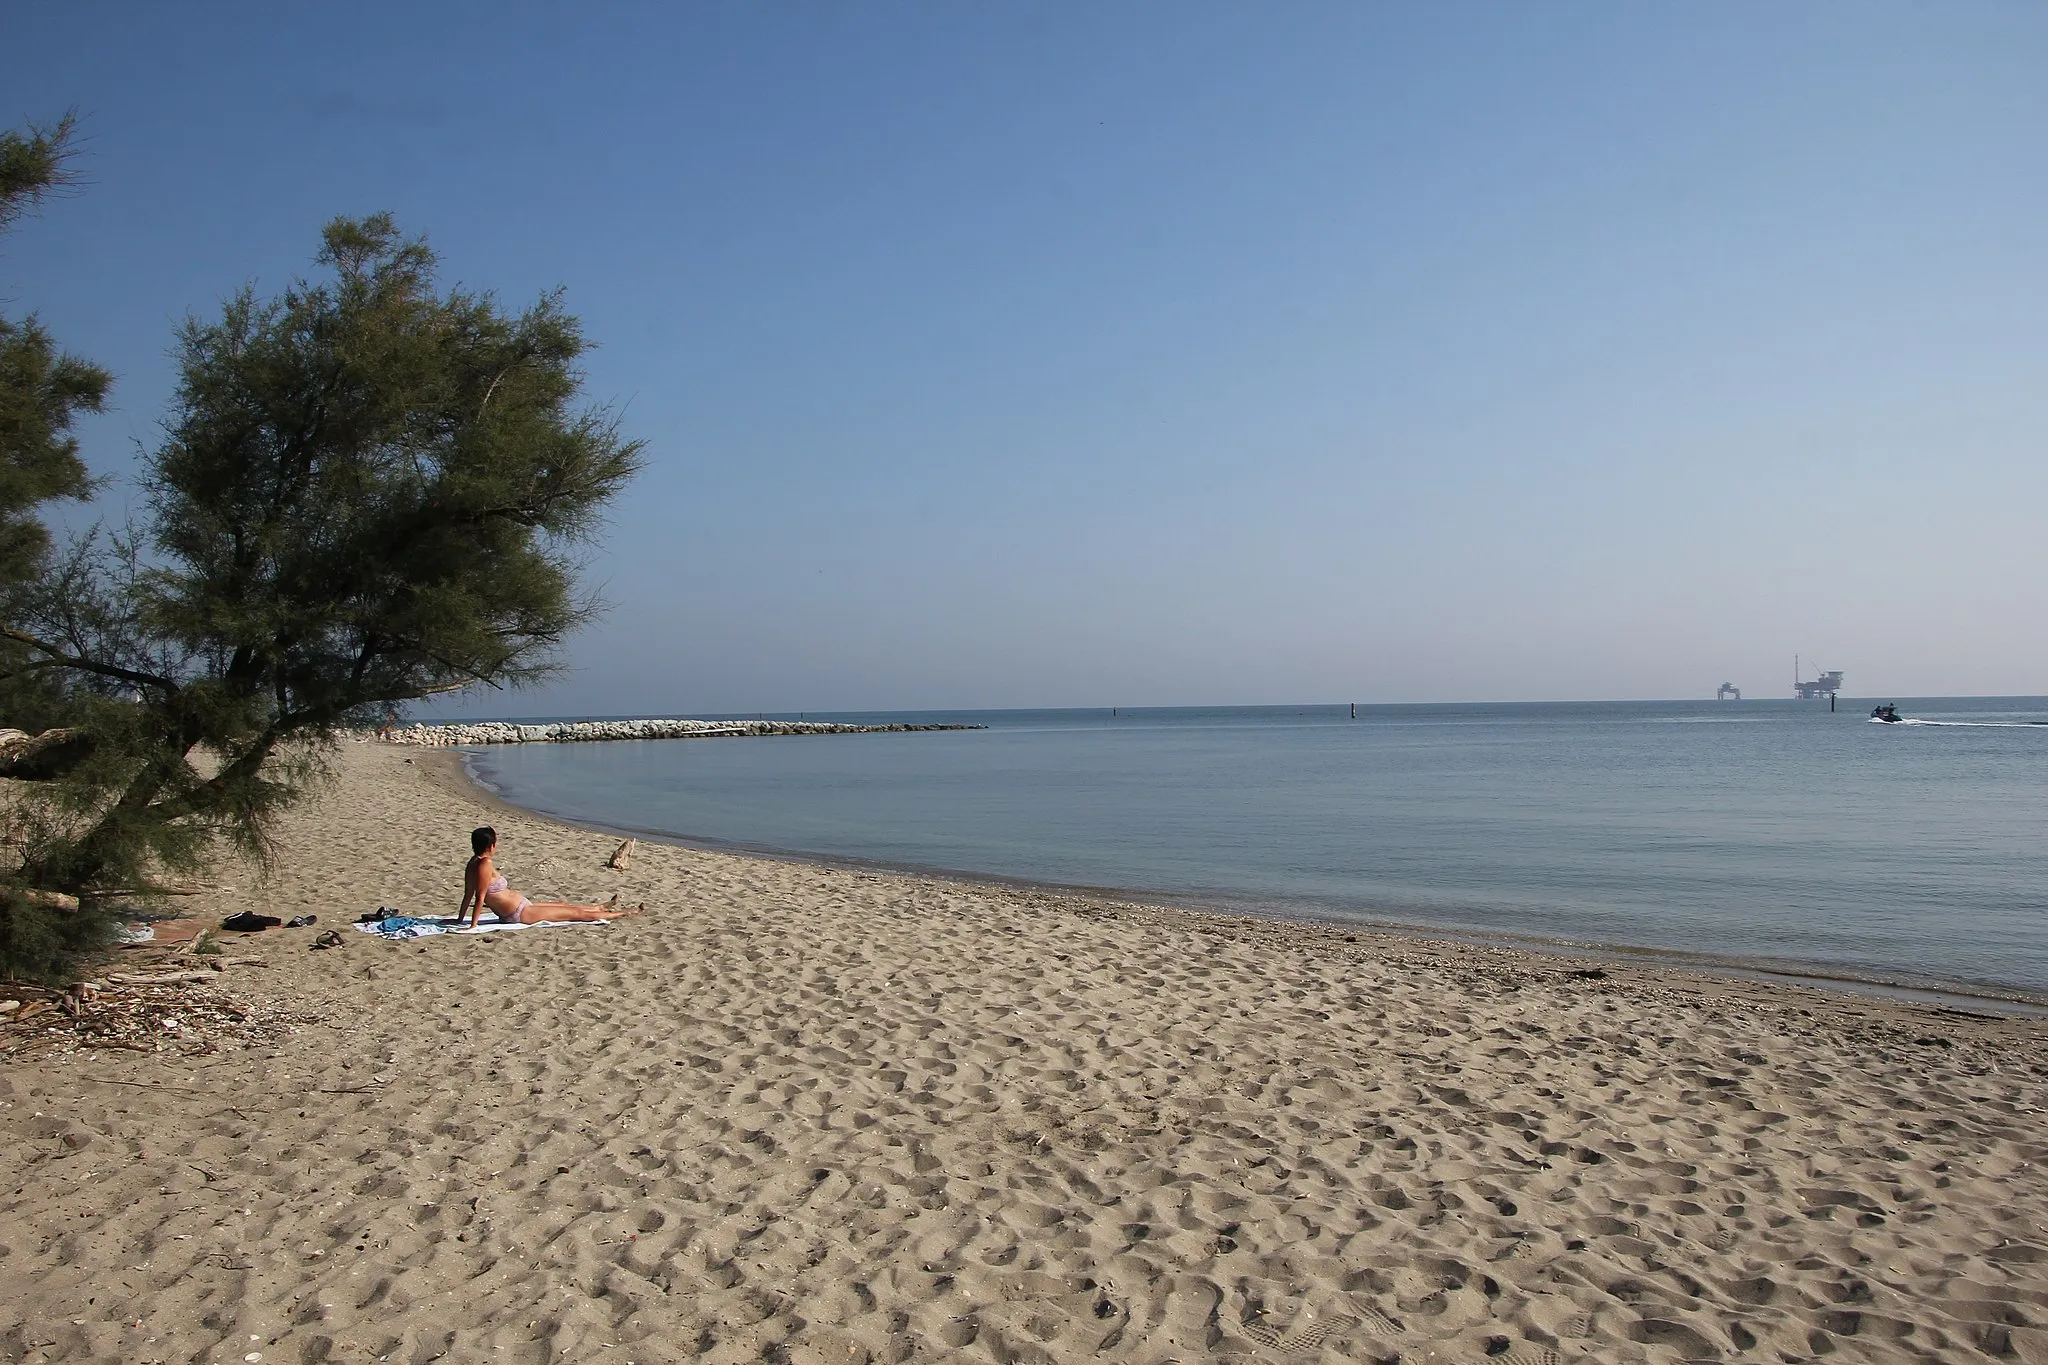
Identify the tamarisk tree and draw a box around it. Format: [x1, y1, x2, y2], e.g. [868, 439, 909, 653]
[1, 115, 112, 738]
[1, 212, 642, 978]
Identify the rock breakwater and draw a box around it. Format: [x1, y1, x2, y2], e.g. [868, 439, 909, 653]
[378, 717, 982, 747]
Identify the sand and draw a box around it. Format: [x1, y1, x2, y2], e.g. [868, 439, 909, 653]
[3, 740, 2046, 1364]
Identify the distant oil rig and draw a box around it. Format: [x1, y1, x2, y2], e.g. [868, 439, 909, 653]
[1792, 655, 1844, 701]
[1716, 682, 1741, 700]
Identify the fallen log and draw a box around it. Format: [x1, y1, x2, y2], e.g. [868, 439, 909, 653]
[13, 888, 80, 912]
[0, 727, 95, 781]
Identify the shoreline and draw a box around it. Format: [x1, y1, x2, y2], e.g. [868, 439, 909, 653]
[452, 748, 2048, 1018]
[5, 741, 2045, 1364]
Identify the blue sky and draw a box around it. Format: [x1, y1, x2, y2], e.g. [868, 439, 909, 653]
[6, 3, 2045, 712]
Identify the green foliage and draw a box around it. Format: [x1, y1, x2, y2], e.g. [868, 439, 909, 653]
[1, 114, 111, 743]
[1, 200, 642, 981]
[0, 113, 83, 234]
[0, 112, 108, 586]
[146, 213, 640, 716]
[0, 314, 109, 586]
[1, 113, 119, 978]
[0, 887, 111, 985]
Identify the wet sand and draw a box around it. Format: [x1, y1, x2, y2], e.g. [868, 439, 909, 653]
[3, 740, 2045, 1363]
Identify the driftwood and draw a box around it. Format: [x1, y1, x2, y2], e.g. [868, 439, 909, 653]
[0, 727, 95, 781]
[3, 884, 219, 914]
[607, 837, 635, 871]
[107, 955, 268, 984]
[108, 970, 221, 985]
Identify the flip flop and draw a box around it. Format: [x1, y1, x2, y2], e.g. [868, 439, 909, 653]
[310, 929, 344, 950]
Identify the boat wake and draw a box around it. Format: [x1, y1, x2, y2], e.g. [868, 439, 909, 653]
[1874, 717, 2048, 728]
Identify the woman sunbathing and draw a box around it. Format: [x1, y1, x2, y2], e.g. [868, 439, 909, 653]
[460, 826, 644, 927]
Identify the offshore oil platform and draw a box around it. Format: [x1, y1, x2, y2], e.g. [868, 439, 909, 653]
[1792, 655, 1844, 701]
[1716, 682, 1741, 700]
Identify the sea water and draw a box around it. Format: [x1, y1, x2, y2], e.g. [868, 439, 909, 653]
[462, 699, 2048, 1000]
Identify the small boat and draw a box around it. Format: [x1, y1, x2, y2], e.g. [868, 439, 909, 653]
[1871, 704, 1903, 723]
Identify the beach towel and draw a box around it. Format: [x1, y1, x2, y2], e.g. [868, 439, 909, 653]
[354, 915, 445, 939]
[351, 916, 612, 939]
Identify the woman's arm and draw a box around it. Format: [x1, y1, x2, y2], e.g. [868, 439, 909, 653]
[460, 858, 479, 927]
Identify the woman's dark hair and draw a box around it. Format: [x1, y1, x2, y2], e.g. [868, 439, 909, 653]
[471, 826, 497, 856]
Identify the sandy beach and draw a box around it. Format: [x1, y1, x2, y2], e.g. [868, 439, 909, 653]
[4, 739, 2046, 1365]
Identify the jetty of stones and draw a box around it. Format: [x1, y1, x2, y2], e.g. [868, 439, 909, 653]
[379, 717, 982, 747]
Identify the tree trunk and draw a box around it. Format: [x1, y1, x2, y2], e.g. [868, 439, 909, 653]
[52, 740, 194, 891]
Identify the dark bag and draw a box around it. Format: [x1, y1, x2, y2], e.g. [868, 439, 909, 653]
[221, 911, 282, 932]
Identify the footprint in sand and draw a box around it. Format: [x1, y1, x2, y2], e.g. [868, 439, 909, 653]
[1239, 1313, 1363, 1358]
[1351, 1304, 1404, 1337]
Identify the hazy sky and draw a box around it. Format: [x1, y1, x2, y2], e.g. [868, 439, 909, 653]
[7, 3, 2045, 712]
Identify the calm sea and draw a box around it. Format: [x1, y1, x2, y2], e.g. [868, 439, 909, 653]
[462, 699, 2048, 1002]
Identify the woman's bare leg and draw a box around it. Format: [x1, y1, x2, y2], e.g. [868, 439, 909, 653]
[517, 900, 643, 923]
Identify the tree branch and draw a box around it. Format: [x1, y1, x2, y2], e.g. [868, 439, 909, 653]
[0, 625, 179, 693]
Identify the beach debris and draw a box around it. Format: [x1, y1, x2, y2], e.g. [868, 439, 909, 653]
[0, 971, 315, 1059]
[607, 837, 635, 871]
